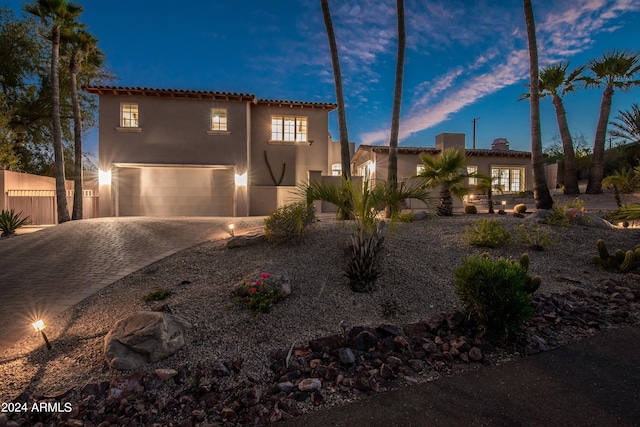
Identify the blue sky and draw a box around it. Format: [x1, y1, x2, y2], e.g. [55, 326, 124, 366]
[5, 0, 640, 156]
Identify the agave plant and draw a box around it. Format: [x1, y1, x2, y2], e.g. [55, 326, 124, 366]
[0, 209, 30, 237]
[301, 177, 433, 292]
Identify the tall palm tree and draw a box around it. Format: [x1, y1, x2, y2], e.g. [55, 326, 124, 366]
[24, 0, 83, 223]
[583, 50, 640, 194]
[66, 28, 101, 220]
[320, 0, 350, 180]
[417, 147, 473, 216]
[523, 0, 553, 209]
[539, 62, 583, 195]
[609, 103, 640, 145]
[387, 0, 405, 193]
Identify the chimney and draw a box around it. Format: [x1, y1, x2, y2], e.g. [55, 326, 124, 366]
[491, 138, 509, 151]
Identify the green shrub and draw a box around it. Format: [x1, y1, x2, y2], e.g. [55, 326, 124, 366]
[514, 203, 527, 214]
[516, 223, 558, 250]
[464, 205, 477, 214]
[545, 199, 586, 226]
[264, 202, 315, 244]
[0, 209, 30, 236]
[454, 254, 535, 341]
[143, 287, 172, 302]
[464, 219, 512, 248]
[238, 273, 284, 313]
[394, 210, 415, 223]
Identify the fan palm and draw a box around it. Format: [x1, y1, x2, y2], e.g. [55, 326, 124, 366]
[417, 147, 473, 216]
[602, 168, 639, 208]
[474, 173, 504, 214]
[523, 0, 553, 209]
[66, 28, 102, 220]
[583, 50, 640, 194]
[320, 0, 350, 180]
[609, 103, 640, 145]
[24, 0, 83, 223]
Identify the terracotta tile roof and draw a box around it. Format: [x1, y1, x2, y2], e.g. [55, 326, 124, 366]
[356, 144, 532, 158]
[257, 99, 337, 110]
[84, 86, 337, 109]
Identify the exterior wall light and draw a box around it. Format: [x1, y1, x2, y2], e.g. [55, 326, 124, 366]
[234, 172, 247, 187]
[32, 319, 52, 350]
[98, 169, 112, 186]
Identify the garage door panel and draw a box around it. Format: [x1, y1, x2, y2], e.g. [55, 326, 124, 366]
[116, 167, 234, 216]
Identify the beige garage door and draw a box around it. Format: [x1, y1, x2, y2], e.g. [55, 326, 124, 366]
[116, 167, 234, 216]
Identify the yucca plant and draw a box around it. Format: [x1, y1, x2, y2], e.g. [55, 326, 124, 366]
[0, 209, 30, 237]
[301, 177, 433, 292]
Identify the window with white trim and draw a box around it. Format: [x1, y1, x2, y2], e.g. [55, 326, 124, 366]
[120, 103, 138, 127]
[467, 166, 478, 185]
[416, 164, 425, 174]
[491, 167, 525, 193]
[211, 108, 227, 131]
[331, 163, 342, 176]
[271, 116, 307, 142]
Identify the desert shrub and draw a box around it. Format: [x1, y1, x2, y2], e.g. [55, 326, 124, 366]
[464, 219, 511, 248]
[545, 199, 586, 226]
[454, 254, 535, 340]
[514, 203, 527, 214]
[464, 205, 477, 214]
[0, 209, 30, 236]
[264, 202, 315, 244]
[237, 273, 284, 313]
[516, 223, 558, 250]
[394, 210, 415, 223]
[143, 287, 172, 302]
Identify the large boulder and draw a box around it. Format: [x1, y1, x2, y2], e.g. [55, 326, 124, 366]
[104, 311, 192, 370]
[527, 209, 616, 229]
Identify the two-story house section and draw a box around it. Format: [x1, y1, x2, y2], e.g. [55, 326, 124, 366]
[85, 86, 342, 217]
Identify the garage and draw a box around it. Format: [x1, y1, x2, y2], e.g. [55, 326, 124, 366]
[115, 165, 235, 216]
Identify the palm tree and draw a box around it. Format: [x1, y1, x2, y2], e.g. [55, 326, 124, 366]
[417, 147, 473, 216]
[602, 167, 639, 208]
[475, 173, 503, 214]
[538, 62, 583, 195]
[523, 0, 553, 210]
[387, 0, 405, 195]
[66, 28, 102, 220]
[320, 0, 350, 180]
[583, 50, 640, 194]
[24, 0, 83, 224]
[609, 103, 640, 145]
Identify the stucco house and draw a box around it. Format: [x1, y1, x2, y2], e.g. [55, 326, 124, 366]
[351, 133, 534, 208]
[85, 86, 352, 217]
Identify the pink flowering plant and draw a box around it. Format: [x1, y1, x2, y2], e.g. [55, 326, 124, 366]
[238, 272, 284, 313]
[545, 199, 590, 226]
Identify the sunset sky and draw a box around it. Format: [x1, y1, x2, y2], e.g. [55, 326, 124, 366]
[5, 0, 640, 155]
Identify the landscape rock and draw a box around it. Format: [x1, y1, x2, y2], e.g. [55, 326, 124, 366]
[338, 348, 356, 365]
[226, 234, 265, 249]
[104, 311, 192, 370]
[298, 378, 321, 392]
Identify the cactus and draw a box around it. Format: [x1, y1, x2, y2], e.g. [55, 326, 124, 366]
[515, 253, 539, 294]
[519, 253, 530, 272]
[592, 239, 640, 273]
[596, 239, 609, 260]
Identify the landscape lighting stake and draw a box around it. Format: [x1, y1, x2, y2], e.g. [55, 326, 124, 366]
[32, 320, 52, 350]
[340, 320, 351, 345]
[229, 224, 235, 237]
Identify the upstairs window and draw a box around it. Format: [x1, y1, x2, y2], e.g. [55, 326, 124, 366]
[211, 108, 227, 131]
[416, 164, 426, 175]
[271, 116, 307, 142]
[331, 163, 342, 176]
[120, 103, 138, 127]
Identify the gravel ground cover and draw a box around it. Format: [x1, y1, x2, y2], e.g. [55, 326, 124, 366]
[0, 192, 639, 425]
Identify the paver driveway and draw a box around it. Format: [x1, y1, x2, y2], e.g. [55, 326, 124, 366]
[0, 216, 264, 352]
